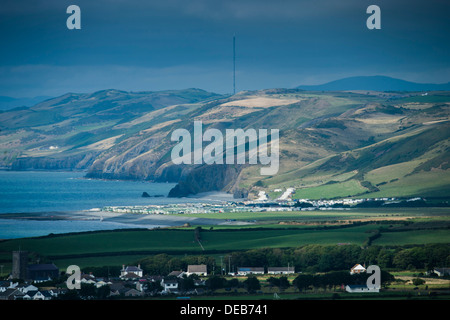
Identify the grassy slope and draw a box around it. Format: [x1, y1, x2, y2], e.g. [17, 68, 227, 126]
[1, 208, 448, 271]
[1, 89, 448, 200]
[265, 121, 450, 199]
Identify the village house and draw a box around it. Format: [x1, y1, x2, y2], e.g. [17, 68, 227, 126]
[26, 263, 59, 282]
[345, 284, 379, 293]
[15, 283, 39, 293]
[186, 265, 207, 276]
[168, 270, 186, 278]
[124, 288, 143, 297]
[94, 280, 111, 289]
[108, 282, 126, 297]
[80, 273, 97, 285]
[267, 267, 295, 275]
[120, 265, 143, 279]
[350, 264, 366, 274]
[161, 278, 179, 293]
[433, 268, 450, 277]
[0, 288, 24, 300]
[23, 290, 53, 300]
[237, 267, 265, 276]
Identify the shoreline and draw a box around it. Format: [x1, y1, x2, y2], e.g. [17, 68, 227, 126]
[0, 209, 252, 240]
[0, 208, 252, 227]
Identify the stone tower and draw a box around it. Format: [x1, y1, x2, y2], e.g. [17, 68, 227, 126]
[12, 251, 28, 280]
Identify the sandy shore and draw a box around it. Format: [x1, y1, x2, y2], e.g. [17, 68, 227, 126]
[0, 191, 252, 231]
[0, 210, 252, 228]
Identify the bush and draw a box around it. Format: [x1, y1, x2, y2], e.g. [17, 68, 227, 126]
[412, 278, 425, 286]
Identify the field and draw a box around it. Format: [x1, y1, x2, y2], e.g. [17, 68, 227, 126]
[0, 207, 449, 274]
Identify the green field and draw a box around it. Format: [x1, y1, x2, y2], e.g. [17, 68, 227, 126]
[0, 226, 371, 259]
[293, 180, 368, 199]
[0, 207, 448, 278]
[372, 229, 450, 246]
[184, 207, 450, 222]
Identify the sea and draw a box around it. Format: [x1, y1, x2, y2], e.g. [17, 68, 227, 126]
[0, 170, 222, 239]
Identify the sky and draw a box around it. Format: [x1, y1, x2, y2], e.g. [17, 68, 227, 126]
[0, 0, 449, 98]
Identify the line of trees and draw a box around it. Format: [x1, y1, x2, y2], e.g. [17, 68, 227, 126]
[82, 243, 449, 278]
[227, 243, 450, 273]
[293, 270, 395, 292]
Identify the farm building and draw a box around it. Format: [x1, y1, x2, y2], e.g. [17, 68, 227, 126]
[237, 267, 265, 276]
[345, 285, 379, 293]
[267, 267, 295, 275]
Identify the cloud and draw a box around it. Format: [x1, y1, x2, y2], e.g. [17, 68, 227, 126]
[0, 0, 448, 97]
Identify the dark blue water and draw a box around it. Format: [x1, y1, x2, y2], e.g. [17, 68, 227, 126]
[0, 218, 152, 239]
[0, 170, 177, 213]
[0, 171, 181, 238]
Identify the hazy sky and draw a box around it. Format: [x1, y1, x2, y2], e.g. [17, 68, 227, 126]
[1, 0, 449, 97]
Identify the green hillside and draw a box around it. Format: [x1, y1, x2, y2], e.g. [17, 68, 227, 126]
[1, 88, 449, 199]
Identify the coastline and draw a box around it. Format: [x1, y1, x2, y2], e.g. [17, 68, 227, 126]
[0, 209, 251, 240]
[0, 170, 246, 239]
[0, 202, 251, 229]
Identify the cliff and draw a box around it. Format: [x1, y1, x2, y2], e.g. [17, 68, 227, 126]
[168, 164, 243, 197]
[1, 87, 449, 199]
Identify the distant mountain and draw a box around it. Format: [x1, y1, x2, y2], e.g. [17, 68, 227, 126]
[296, 76, 450, 92]
[0, 95, 53, 111]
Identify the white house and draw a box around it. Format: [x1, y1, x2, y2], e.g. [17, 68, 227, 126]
[433, 268, 450, 277]
[95, 280, 111, 288]
[23, 290, 53, 300]
[161, 278, 179, 293]
[120, 265, 143, 279]
[0, 281, 18, 292]
[15, 284, 38, 294]
[267, 267, 295, 275]
[350, 264, 366, 274]
[237, 267, 265, 276]
[186, 265, 207, 276]
[345, 285, 379, 293]
[81, 273, 97, 285]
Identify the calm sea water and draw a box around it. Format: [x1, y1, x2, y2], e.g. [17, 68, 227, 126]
[0, 170, 184, 239]
[0, 219, 151, 239]
[0, 170, 178, 213]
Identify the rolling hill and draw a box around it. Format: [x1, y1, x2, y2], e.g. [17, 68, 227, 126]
[0, 95, 53, 111]
[0, 86, 449, 200]
[296, 76, 450, 92]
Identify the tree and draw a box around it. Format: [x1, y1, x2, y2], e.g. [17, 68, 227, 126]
[268, 276, 289, 289]
[278, 276, 290, 289]
[80, 283, 96, 299]
[293, 274, 314, 292]
[147, 281, 163, 293]
[225, 278, 239, 288]
[243, 276, 260, 292]
[412, 278, 425, 286]
[377, 248, 394, 268]
[96, 285, 111, 299]
[267, 277, 280, 287]
[179, 275, 196, 291]
[206, 275, 225, 290]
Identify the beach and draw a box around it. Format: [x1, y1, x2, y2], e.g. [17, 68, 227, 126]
[0, 170, 246, 238]
[0, 209, 246, 226]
